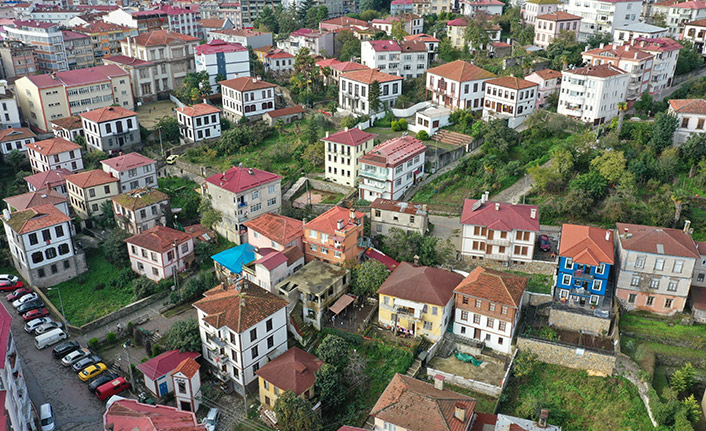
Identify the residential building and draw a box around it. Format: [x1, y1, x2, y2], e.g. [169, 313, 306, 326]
[238, 0, 282, 28]
[582, 44, 654, 101]
[557, 63, 629, 125]
[0, 40, 37, 79]
[693, 241, 706, 287]
[409, 106, 452, 136]
[475, 413, 562, 431]
[426, 60, 496, 111]
[522, 0, 561, 25]
[319, 16, 368, 32]
[316, 59, 369, 86]
[62, 30, 93, 70]
[525, 69, 562, 108]
[207, 29, 273, 50]
[263, 49, 295, 75]
[358, 136, 426, 201]
[172, 357, 202, 412]
[534, 12, 582, 48]
[377, 261, 463, 340]
[0, 128, 35, 157]
[371, 14, 424, 35]
[683, 18, 706, 56]
[126, 225, 195, 282]
[317, 0, 358, 18]
[323, 127, 377, 186]
[244, 212, 304, 253]
[615, 222, 699, 315]
[199, 18, 234, 37]
[2, 203, 86, 288]
[111, 188, 170, 234]
[244, 246, 305, 293]
[100, 152, 157, 192]
[194, 39, 250, 93]
[15, 64, 134, 133]
[65, 169, 120, 218]
[0, 302, 32, 431]
[390, 0, 414, 15]
[447, 17, 502, 50]
[220, 76, 277, 121]
[404, 33, 441, 65]
[136, 350, 200, 398]
[370, 198, 428, 236]
[652, 0, 706, 38]
[177, 104, 222, 144]
[560, 0, 641, 42]
[453, 267, 527, 352]
[338, 69, 403, 116]
[370, 374, 476, 431]
[631, 37, 681, 95]
[193, 281, 289, 395]
[459, 0, 504, 16]
[5, 20, 68, 73]
[24, 169, 72, 197]
[104, 399, 206, 431]
[103, 9, 168, 33]
[26, 137, 83, 174]
[153, 5, 202, 39]
[0, 83, 21, 131]
[279, 28, 335, 57]
[101, 55, 159, 104]
[202, 166, 282, 244]
[398, 40, 429, 78]
[217, 3, 243, 30]
[50, 116, 83, 141]
[614, 22, 668, 44]
[303, 206, 365, 264]
[460, 193, 540, 263]
[4, 189, 69, 216]
[407, 0, 454, 16]
[669, 98, 706, 144]
[256, 347, 322, 411]
[80, 106, 140, 154]
[555, 224, 615, 312]
[482, 76, 539, 128]
[71, 21, 134, 64]
[262, 106, 305, 126]
[361, 40, 401, 74]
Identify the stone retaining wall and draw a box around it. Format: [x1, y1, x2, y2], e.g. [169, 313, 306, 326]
[469, 258, 557, 275]
[307, 178, 356, 196]
[523, 292, 552, 307]
[548, 308, 612, 334]
[517, 336, 617, 375]
[426, 367, 504, 397]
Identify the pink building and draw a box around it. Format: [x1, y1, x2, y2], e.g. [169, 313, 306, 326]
[533, 11, 582, 48]
[125, 226, 195, 282]
[525, 69, 562, 108]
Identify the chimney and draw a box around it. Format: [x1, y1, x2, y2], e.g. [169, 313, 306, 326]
[344, 126, 349, 132]
[482, 190, 489, 203]
[538, 409, 549, 428]
[495, 203, 500, 211]
[600, 42, 605, 49]
[413, 255, 419, 266]
[2, 209, 9, 221]
[422, 204, 427, 212]
[349, 208, 355, 220]
[248, 168, 253, 175]
[624, 45, 629, 51]
[433, 374, 444, 390]
[453, 403, 466, 422]
[302, 217, 307, 226]
[530, 208, 536, 219]
[605, 231, 610, 241]
[325, 131, 329, 138]
[337, 219, 344, 230]
[684, 220, 692, 234]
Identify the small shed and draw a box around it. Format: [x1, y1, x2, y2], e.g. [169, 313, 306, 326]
[263, 105, 306, 126]
[212, 243, 256, 281]
[136, 350, 200, 398]
[172, 357, 202, 412]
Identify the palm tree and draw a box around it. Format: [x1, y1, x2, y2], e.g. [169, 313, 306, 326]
[671, 188, 688, 227]
[616, 102, 628, 135]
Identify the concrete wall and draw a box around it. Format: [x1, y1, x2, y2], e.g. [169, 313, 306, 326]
[523, 291, 552, 307]
[517, 336, 617, 376]
[548, 308, 612, 335]
[468, 258, 557, 275]
[391, 101, 431, 118]
[426, 367, 503, 397]
[307, 178, 356, 196]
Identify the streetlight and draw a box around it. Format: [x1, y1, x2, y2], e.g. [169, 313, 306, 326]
[47, 287, 66, 331]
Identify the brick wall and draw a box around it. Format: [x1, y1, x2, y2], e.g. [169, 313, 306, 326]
[517, 336, 617, 376]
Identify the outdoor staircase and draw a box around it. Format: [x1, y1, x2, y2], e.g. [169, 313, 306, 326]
[437, 335, 456, 359]
[406, 358, 422, 377]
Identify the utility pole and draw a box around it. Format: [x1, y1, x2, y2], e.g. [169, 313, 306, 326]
[173, 239, 180, 292]
[123, 342, 134, 388]
[48, 287, 67, 331]
[159, 129, 164, 158]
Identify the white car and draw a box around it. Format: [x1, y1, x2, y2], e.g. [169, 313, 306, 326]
[0, 274, 18, 284]
[61, 348, 90, 367]
[24, 317, 53, 333]
[34, 322, 61, 335]
[203, 408, 219, 431]
[39, 403, 55, 431]
[12, 293, 38, 308]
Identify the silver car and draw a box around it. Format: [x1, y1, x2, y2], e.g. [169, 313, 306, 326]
[24, 317, 53, 333]
[12, 293, 38, 308]
[0, 274, 19, 284]
[61, 348, 91, 367]
[34, 322, 62, 335]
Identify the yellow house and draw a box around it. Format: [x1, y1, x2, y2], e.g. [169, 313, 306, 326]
[377, 261, 464, 341]
[255, 347, 322, 410]
[66, 169, 120, 219]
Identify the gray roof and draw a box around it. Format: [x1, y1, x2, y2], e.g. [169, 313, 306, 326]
[614, 22, 667, 33]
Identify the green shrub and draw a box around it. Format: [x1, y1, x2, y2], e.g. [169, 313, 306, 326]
[416, 130, 429, 140]
[88, 337, 99, 350]
[105, 332, 117, 344]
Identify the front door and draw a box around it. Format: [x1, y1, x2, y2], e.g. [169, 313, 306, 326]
[474, 328, 480, 339]
[180, 401, 192, 411]
[159, 380, 169, 396]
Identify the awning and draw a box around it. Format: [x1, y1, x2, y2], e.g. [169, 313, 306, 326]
[364, 248, 399, 271]
[330, 294, 356, 315]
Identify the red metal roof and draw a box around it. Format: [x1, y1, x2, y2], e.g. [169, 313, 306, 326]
[136, 350, 200, 381]
[195, 39, 247, 55]
[322, 127, 377, 147]
[205, 166, 281, 195]
[105, 398, 206, 431]
[25, 64, 128, 89]
[461, 199, 540, 232]
[364, 248, 399, 271]
[125, 226, 192, 253]
[359, 136, 426, 168]
[101, 152, 155, 171]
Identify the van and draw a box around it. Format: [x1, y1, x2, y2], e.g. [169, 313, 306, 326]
[95, 377, 130, 401]
[34, 328, 67, 350]
[39, 403, 55, 431]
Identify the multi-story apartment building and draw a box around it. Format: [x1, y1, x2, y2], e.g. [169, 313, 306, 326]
[202, 166, 282, 244]
[668, 98, 706, 144]
[426, 60, 495, 111]
[615, 222, 699, 315]
[682, 18, 706, 56]
[80, 106, 140, 154]
[0, 83, 21, 130]
[153, 5, 202, 39]
[112, 188, 170, 234]
[0, 40, 37, 80]
[220, 76, 276, 121]
[482, 76, 539, 128]
[370, 198, 428, 236]
[101, 55, 159, 104]
[125, 226, 194, 281]
[0, 128, 35, 157]
[279, 28, 335, 57]
[100, 152, 157, 192]
[459, 0, 504, 16]
[71, 21, 134, 64]
[534, 11, 582, 48]
[62, 30, 93, 70]
[631, 37, 681, 95]
[361, 40, 401, 74]
[453, 267, 527, 353]
[103, 9, 168, 33]
[582, 44, 654, 101]
[323, 127, 377, 186]
[557, 63, 629, 125]
[525, 69, 562, 108]
[391, 0, 414, 15]
[303, 206, 365, 264]
[194, 39, 250, 93]
[339, 69, 403, 116]
[522, 0, 561, 25]
[238, 0, 282, 28]
[26, 137, 83, 174]
[652, 0, 706, 38]
[446, 17, 501, 51]
[0, 302, 32, 431]
[207, 29, 273, 50]
[560, 0, 641, 42]
[460, 193, 540, 263]
[378, 262, 464, 341]
[66, 169, 120, 218]
[177, 104, 222, 144]
[614, 22, 668, 44]
[358, 136, 426, 201]
[218, 3, 244, 30]
[2, 203, 86, 288]
[404, 33, 441, 65]
[5, 20, 68, 73]
[15, 64, 134, 133]
[371, 14, 424, 35]
[193, 281, 289, 396]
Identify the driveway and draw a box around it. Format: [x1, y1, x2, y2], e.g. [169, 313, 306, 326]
[430, 214, 463, 252]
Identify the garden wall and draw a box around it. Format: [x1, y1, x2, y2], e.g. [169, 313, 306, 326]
[517, 336, 617, 376]
[391, 101, 431, 119]
[426, 146, 466, 171]
[522, 291, 552, 307]
[426, 367, 504, 397]
[548, 308, 612, 335]
[470, 259, 557, 275]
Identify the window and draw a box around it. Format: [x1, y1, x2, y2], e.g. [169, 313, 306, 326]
[45, 248, 57, 259]
[252, 363, 259, 374]
[486, 318, 494, 328]
[673, 260, 684, 273]
[31, 251, 43, 264]
[565, 258, 573, 269]
[431, 306, 438, 315]
[461, 311, 468, 321]
[250, 328, 257, 342]
[667, 280, 677, 291]
[267, 335, 274, 349]
[665, 298, 673, 308]
[462, 296, 469, 304]
[489, 303, 495, 312]
[58, 244, 70, 255]
[104, 185, 111, 194]
[654, 258, 665, 271]
[646, 296, 655, 306]
[475, 299, 481, 308]
[631, 275, 640, 286]
[423, 321, 433, 330]
[251, 345, 258, 359]
[498, 336, 504, 345]
[42, 229, 51, 242]
[499, 321, 506, 331]
[89, 189, 96, 198]
[628, 293, 637, 304]
[177, 381, 186, 394]
[28, 233, 38, 245]
[596, 263, 605, 274]
[473, 314, 480, 324]
[152, 267, 159, 276]
[501, 306, 508, 315]
[562, 274, 571, 285]
[635, 256, 645, 268]
[650, 279, 660, 289]
[383, 423, 398, 431]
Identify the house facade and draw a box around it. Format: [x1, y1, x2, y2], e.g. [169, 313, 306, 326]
[560, 0, 641, 42]
[243, 246, 305, 293]
[112, 188, 170, 235]
[534, 11, 582, 48]
[65, 169, 120, 218]
[80, 106, 140, 154]
[426, 60, 496, 111]
[522, 0, 561, 25]
[5, 20, 67, 73]
[26, 138, 83, 174]
[358, 136, 426, 201]
[194, 39, 250, 93]
[0, 302, 33, 431]
[244, 212, 304, 253]
[323, 127, 377, 186]
[483, 76, 538, 128]
[524, 69, 562, 109]
[220, 77, 276, 120]
[172, 357, 202, 412]
[126, 226, 195, 282]
[582, 44, 654, 101]
[303, 206, 366, 265]
[50, 116, 83, 141]
[339, 69, 403, 117]
[279, 28, 335, 57]
[176, 104, 222, 144]
[256, 347, 322, 412]
[631, 37, 681, 96]
[652, 0, 706, 37]
[669, 99, 706, 144]
[614, 22, 668, 44]
[0, 128, 35, 157]
[558, 64, 629, 125]
[370, 198, 428, 237]
[101, 152, 157, 193]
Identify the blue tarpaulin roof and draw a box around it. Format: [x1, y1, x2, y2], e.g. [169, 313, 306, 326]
[211, 243, 256, 274]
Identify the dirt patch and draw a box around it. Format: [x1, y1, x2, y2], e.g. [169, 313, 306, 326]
[136, 100, 179, 129]
[428, 352, 507, 387]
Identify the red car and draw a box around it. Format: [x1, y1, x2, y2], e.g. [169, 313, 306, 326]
[0, 280, 23, 292]
[6, 287, 32, 302]
[22, 308, 49, 322]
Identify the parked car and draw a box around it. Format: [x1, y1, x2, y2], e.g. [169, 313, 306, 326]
[39, 403, 55, 431]
[35, 329, 67, 349]
[6, 287, 32, 301]
[12, 292, 38, 308]
[87, 372, 118, 392]
[95, 377, 130, 401]
[22, 308, 49, 321]
[166, 154, 179, 164]
[52, 341, 80, 359]
[0, 279, 22, 291]
[34, 322, 61, 335]
[61, 348, 91, 367]
[0, 274, 19, 284]
[203, 408, 220, 431]
[78, 363, 107, 382]
[537, 234, 551, 252]
[17, 300, 45, 314]
[24, 317, 53, 333]
[72, 355, 101, 373]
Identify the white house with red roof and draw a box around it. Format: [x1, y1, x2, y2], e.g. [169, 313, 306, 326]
[279, 28, 335, 57]
[101, 152, 157, 192]
[136, 350, 200, 398]
[558, 64, 629, 125]
[339, 69, 403, 116]
[102, 55, 160, 104]
[263, 49, 295, 75]
[316, 58, 369, 86]
[243, 246, 305, 293]
[459, 0, 504, 16]
[482, 76, 539, 128]
[460, 192, 540, 263]
[104, 398, 206, 431]
[50, 116, 83, 142]
[652, 0, 706, 37]
[220, 76, 277, 120]
[194, 39, 250, 93]
[682, 18, 706, 55]
[426, 60, 496, 111]
[404, 33, 441, 65]
[66, 169, 120, 218]
[371, 14, 424, 35]
[525, 69, 562, 109]
[630, 37, 681, 95]
[172, 357, 202, 412]
[26, 137, 83, 174]
[319, 16, 369, 31]
[202, 166, 282, 244]
[361, 40, 401, 74]
[126, 225, 195, 282]
[0, 127, 35, 156]
[4, 189, 69, 216]
[582, 44, 654, 101]
[176, 104, 222, 144]
[561, 0, 641, 42]
[80, 106, 140, 154]
[323, 127, 378, 186]
[24, 168, 72, 196]
[358, 136, 426, 201]
[668, 99, 706, 144]
[446, 16, 502, 51]
[522, 0, 561, 25]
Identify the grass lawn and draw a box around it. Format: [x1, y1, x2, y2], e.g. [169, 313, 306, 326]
[522, 273, 552, 295]
[499, 363, 653, 431]
[358, 340, 415, 415]
[157, 176, 201, 224]
[620, 313, 706, 348]
[364, 127, 405, 143]
[444, 383, 497, 414]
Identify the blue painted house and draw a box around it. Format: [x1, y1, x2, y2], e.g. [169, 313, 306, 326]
[555, 224, 615, 307]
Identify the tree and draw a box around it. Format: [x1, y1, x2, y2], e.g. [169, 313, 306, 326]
[273, 391, 322, 431]
[671, 188, 688, 226]
[682, 395, 701, 423]
[317, 334, 348, 368]
[590, 150, 626, 184]
[343, 350, 368, 391]
[586, 32, 612, 48]
[569, 171, 607, 201]
[132, 276, 158, 299]
[102, 228, 130, 266]
[676, 40, 704, 75]
[682, 133, 706, 170]
[98, 200, 117, 229]
[315, 363, 344, 410]
[673, 408, 696, 431]
[369, 80, 381, 113]
[482, 119, 520, 158]
[616, 101, 628, 135]
[671, 363, 696, 395]
[6, 149, 24, 169]
[198, 195, 222, 230]
[649, 112, 678, 153]
[256, 6, 279, 33]
[351, 260, 389, 297]
[337, 30, 361, 61]
[464, 18, 490, 51]
[155, 116, 180, 144]
[302, 141, 325, 166]
[84, 149, 107, 169]
[390, 21, 408, 40]
[163, 318, 202, 352]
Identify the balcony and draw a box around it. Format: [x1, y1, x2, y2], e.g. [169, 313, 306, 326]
[485, 252, 509, 261]
[486, 238, 510, 246]
[361, 181, 387, 193]
[360, 169, 388, 181]
[395, 307, 422, 320]
[207, 333, 226, 348]
[573, 270, 595, 280]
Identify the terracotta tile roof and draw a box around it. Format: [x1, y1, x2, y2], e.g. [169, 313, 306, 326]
[282, 245, 304, 265]
[447, 17, 470, 26]
[66, 169, 118, 189]
[632, 37, 682, 52]
[184, 224, 215, 243]
[253, 248, 288, 270]
[26, 137, 80, 156]
[536, 11, 582, 20]
[137, 350, 200, 380]
[377, 261, 464, 306]
[565, 63, 627, 78]
[317, 58, 341, 68]
[131, 30, 199, 47]
[669, 99, 706, 115]
[322, 127, 377, 146]
[371, 198, 427, 215]
[173, 357, 200, 379]
[691, 285, 706, 311]
[559, 223, 614, 266]
[583, 44, 654, 61]
[427, 60, 496, 82]
[371, 373, 476, 431]
[199, 18, 226, 28]
[530, 69, 562, 80]
[265, 50, 294, 59]
[0, 127, 34, 142]
[24, 168, 72, 190]
[72, 21, 132, 33]
[486, 76, 538, 90]
[688, 18, 706, 26]
[401, 39, 427, 52]
[3, 189, 66, 212]
[111, 188, 169, 211]
[471, 413, 498, 431]
[655, 0, 706, 8]
[205, 166, 281, 195]
[331, 61, 369, 72]
[320, 17, 368, 27]
[50, 116, 83, 130]
[193, 282, 288, 333]
[616, 223, 700, 258]
[340, 69, 403, 85]
[255, 347, 322, 395]
[101, 152, 155, 172]
[176, 103, 221, 117]
[3, 203, 70, 234]
[211, 28, 268, 37]
[461, 199, 540, 232]
[219, 76, 277, 92]
[266, 105, 305, 118]
[243, 213, 303, 245]
[491, 41, 512, 48]
[79, 105, 136, 123]
[696, 240, 706, 256]
[404, 33, 441, 43]
[62, 30, 89, 41]
[106, 398, 206, 431]
[359, 136, 426, 168]
[454, 267, 527, 307]
[304, 206, 365, 236]
[103, 55, 153, 67]
[125, 225, 191, 253]
[364, 248, 399, 271]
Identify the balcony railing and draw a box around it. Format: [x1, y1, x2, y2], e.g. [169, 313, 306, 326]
[360, 169, 388, 181]
[486, 238, 510, 246]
